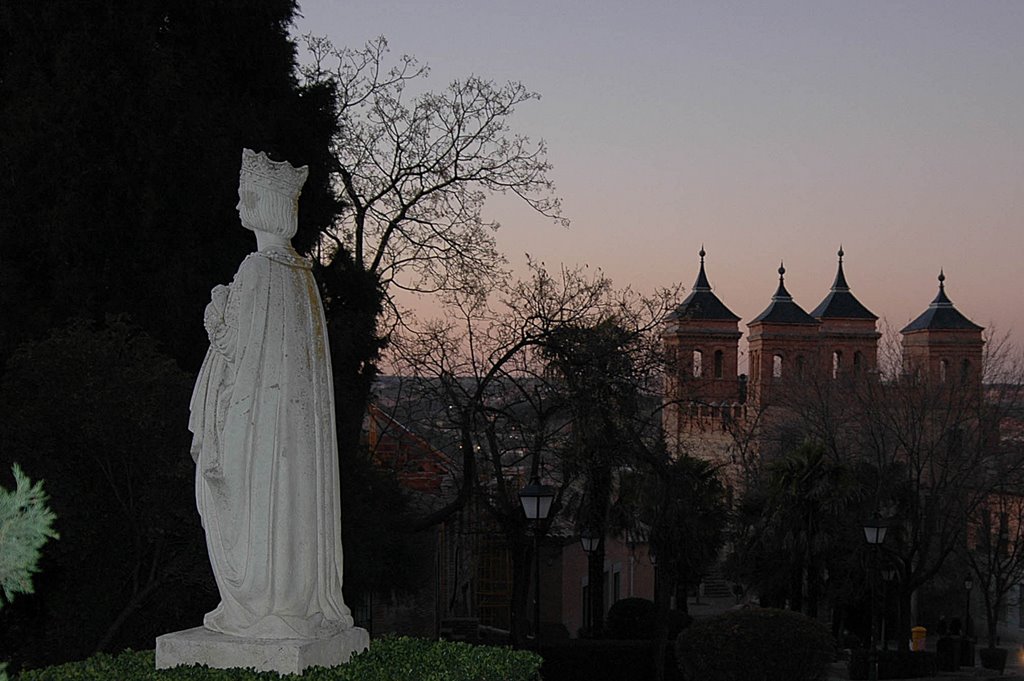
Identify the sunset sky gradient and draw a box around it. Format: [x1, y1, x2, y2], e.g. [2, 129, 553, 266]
[291, 1, 1024, 348]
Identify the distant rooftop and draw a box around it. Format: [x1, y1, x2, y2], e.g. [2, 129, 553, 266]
[901, 271, 983, 333]
[750, 263, 819, 326]
[810, 247, 878, 321]
[667, 247, 741, 323]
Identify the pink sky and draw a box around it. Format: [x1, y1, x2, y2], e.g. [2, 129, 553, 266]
[291, 1, 1024, 349]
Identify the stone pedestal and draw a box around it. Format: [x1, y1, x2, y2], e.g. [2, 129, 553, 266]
[156, 626, 369, 675]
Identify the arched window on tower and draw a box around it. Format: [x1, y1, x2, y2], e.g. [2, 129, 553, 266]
[692, 350, 703, 378]
[714, 350, 724, 379]
[939, 359, 949, 383]
[961, 359, 971, 383]
[854, 351, 863, 374]
[796, 355, 805, 380]
[773, 354, 783, 378]
[832, 351, 843, 379]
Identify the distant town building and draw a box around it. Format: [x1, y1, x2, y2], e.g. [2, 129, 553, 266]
[662, 247, 984, 491]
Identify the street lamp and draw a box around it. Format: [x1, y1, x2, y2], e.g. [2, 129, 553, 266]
[863, 513, 889, 681]
[519, 476, 554, 648]
[863, 513, 889, 546]
[963, 574, 973, 641]
[880, 567, 897, 651]
[580, 528, 600, 554]
[579, 527, 601, 635]
[519, 477, 555, 521]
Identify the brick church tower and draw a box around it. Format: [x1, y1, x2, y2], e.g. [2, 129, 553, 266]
[747, 263, 820, 408]
[810, 248, 880, 379]
[901, 271, 984, 386]
[662, 248, 742, 450]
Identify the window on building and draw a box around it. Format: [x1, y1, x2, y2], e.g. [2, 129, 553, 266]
[832, 351, 843, 379]
[961, 359, 971, 382]
[854, 351, 863, 374]
[476, 535, 512, 630]
[714, 350, 724, 379]
[692, 350, 703, 378]
[940, 359, 949, 383]
[772, 354, 783, 378]
[796, 355, 805, 379]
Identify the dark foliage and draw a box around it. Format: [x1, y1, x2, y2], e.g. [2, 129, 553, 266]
[0, 0, 340, 370]
[0, 319, 214, 670]
[539, 639, 683, 681]
[605, 597, 657, 640]
[675, 608, 835, 681]
[339, 446, 433, 604]
[314, 251, 386, 472]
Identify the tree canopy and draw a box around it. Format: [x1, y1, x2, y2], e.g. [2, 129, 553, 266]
[0, 0, 340, 369]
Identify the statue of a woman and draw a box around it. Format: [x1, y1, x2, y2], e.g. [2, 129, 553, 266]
[188, 149, 353, 639]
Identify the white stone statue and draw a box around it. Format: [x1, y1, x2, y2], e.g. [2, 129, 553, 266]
[157, 149, 367, 673]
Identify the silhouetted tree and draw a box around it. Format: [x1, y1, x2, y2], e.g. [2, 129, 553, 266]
[392, 262, 679, 644]
[964, 492, 1024, 649]
[0, 0, 340, 370]
[298, 35, 565, 461]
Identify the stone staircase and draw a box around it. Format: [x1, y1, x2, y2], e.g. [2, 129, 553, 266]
[701, 565, 734, 599]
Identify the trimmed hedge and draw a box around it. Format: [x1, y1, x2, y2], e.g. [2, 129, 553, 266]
[539, 639, 682, 681]
[675, 608, 835, 681]
[15, 637, 541, 681]
[605, 598, 657, 639]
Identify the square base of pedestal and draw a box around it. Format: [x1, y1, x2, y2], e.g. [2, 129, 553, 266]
[155, 626, 369, 675]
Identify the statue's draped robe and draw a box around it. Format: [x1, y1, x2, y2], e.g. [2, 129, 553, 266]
[189, 246, 352, 639]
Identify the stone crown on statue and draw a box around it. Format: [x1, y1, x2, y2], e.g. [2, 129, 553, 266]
[240, 148, 309, 201]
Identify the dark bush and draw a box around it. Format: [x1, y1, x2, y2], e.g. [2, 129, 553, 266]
[675, 607, 835, 681]
[665, 610, 693, 640]
[605, 598, 657, 639]
[539, 639, 681, 681]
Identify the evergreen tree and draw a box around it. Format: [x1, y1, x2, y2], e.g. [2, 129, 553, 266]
[0, 0, 340, 369]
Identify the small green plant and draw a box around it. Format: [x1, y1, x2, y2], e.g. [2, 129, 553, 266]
[675, 607, 835, 681]
[0, 464, 58, 607]
[1, 464, 59, 681]
[14, 637, 542, 681]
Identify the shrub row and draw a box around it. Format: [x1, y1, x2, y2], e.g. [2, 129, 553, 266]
[539, 639, 682, 681]
[604, 598, 692, 641]
[15, 637, 541, 681]
[675, 608, 835, 681]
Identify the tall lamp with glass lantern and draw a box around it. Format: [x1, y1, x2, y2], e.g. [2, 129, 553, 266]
[519, 476, 554, 648]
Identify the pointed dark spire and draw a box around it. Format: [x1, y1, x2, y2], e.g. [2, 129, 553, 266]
[811, 247, 877, 320]
[901, 270, 983, 332]
[831, 246, 850, 291]
[773, 261, 793, 301]
[931, 269, 952, 307]
[693, 245, 711, 291]
[667, 247, 740, 322]
[751, 262, 818, 325]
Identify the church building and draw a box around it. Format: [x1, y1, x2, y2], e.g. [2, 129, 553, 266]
[662, 248, 984, 488]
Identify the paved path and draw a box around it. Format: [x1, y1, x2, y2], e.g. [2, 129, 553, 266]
[827, 656, 1024, 681]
